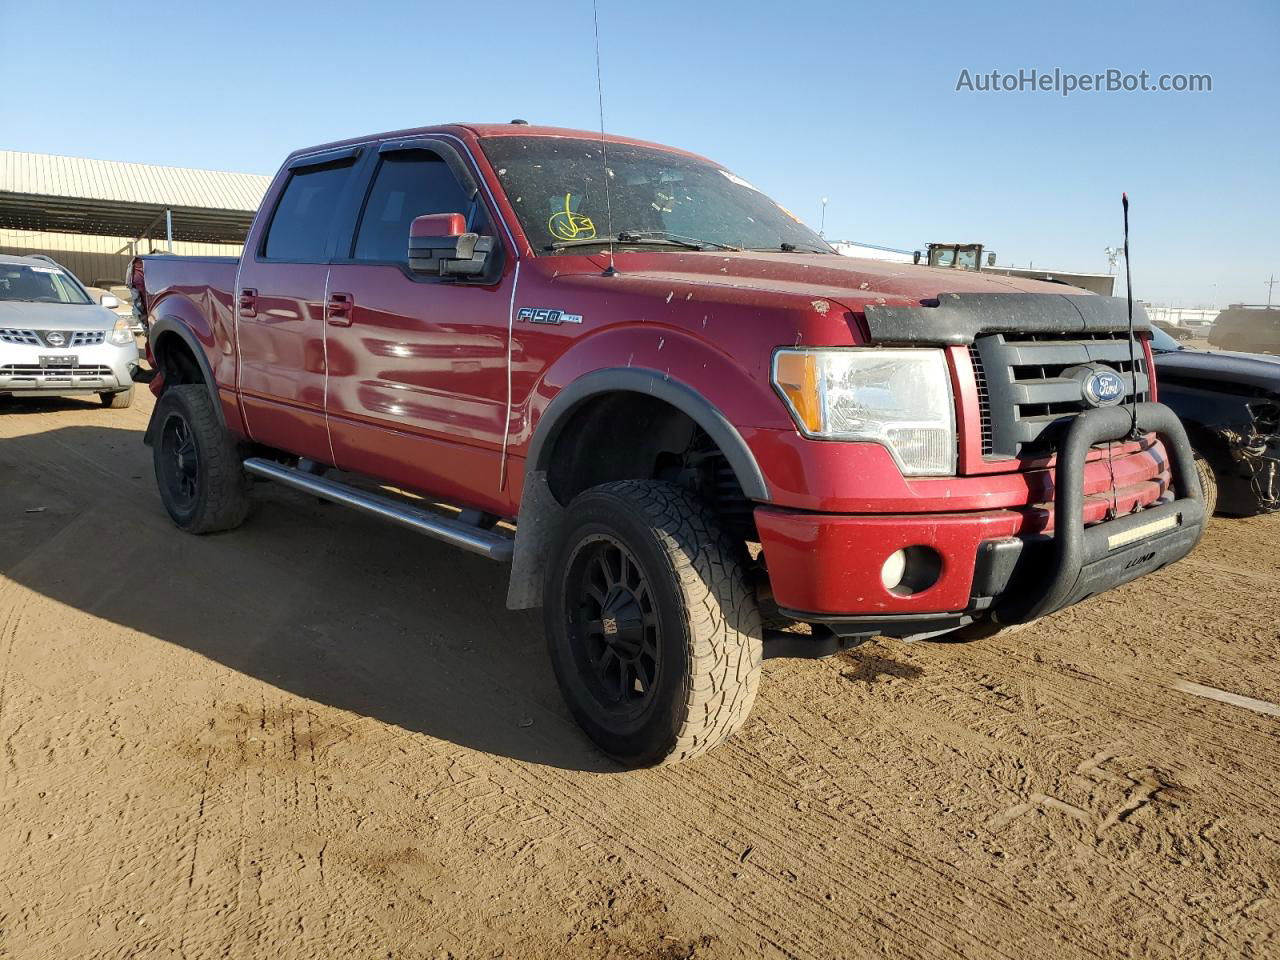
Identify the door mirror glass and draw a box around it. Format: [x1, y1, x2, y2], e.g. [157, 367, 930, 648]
[408, 214, 493, 277]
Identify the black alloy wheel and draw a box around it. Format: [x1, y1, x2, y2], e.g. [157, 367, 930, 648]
[159, 411, 200, 509]
[564, 534, 660, 717]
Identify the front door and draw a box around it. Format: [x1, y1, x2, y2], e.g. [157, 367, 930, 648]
[323, 143, 515, 514]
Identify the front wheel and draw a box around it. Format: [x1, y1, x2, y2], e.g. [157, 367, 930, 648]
[152, 385, 250, 533]
[100, 387, 133, 409]
[544, 480, 762, 767]
[1194, 452, 1219, 518]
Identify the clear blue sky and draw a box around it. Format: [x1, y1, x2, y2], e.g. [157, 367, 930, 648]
[6, 0, 1276, 306]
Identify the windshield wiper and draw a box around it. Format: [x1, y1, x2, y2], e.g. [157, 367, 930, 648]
[546, 231, 742, 252]
[747, 242, 834, 254]
[619, 231, 742, 251]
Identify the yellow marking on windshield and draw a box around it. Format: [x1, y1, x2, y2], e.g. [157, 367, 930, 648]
[548, 193, 596, 241]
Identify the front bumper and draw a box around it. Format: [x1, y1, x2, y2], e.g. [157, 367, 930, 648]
[758, 403, 1205, 636]
[0, 339, 138, 396]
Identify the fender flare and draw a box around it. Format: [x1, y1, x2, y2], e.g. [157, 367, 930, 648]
[525, 367, 769, 500]
[506, 367, 768, 610]
[148, 316, 225, 429]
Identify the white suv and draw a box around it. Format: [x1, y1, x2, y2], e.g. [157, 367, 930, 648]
[0, 255, 139, 408]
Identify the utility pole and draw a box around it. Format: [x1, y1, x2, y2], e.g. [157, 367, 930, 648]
[1266, 273, 1277, 308]
[1104, 246, 1121, 275]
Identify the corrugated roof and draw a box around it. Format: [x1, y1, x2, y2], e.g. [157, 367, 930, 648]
[0, 151, 274, 243]
[0, 151, 271, 211]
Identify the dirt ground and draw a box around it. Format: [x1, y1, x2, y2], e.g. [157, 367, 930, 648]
[1, 390, 1277, 960]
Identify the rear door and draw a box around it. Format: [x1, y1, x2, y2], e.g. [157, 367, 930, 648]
[322, 140, 515, 513]
[235, 148, 360, 461]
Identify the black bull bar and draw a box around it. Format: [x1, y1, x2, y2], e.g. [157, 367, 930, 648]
[994, 401, 1206, 625]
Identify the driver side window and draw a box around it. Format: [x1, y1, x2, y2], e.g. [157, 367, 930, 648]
[351, 150, 487, 262]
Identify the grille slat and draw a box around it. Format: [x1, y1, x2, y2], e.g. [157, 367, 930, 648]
[972, 331, 1150, 459]
[1, 364, 113, 377]
[969, 343, 995, 456]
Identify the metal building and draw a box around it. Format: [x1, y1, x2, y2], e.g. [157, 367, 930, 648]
[0, 151, 270, 288]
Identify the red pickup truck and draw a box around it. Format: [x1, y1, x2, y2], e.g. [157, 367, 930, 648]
[129, 122, 1204, 766]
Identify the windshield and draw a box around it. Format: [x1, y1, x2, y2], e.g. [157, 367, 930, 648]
[0, 263, 92, 305]
[480, 136, 832, 255]
[1149, 326, 1180, 351]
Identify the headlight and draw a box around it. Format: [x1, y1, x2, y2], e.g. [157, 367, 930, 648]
[109, 317, 134, 346]
[772, 347, 956, 475]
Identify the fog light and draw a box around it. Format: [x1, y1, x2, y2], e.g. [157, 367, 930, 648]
[879, 546, 942, 597]
[880, 550, 908, 591]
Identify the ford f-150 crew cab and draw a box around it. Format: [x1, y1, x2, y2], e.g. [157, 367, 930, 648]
[128, 122, 1205, 766]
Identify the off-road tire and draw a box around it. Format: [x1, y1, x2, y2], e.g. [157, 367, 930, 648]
[1194, 452, 1219, 518]
[544, 480, 762, 767]
[100, 387, 133, 409]
[152, 385, 250, 534]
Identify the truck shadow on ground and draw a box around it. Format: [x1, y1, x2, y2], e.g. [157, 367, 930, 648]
[0, 419, 621, 773]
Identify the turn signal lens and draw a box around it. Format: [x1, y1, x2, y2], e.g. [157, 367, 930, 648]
[772, 351, 823, 434]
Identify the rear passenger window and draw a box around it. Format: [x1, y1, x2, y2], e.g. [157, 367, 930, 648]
[352, 152, 479, 262]
[263, 161, 354, 261]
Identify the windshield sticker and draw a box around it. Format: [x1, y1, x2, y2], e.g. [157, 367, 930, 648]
[28, 266, 60, 273]
[718, 169, 760, 192]
[547, 193, 596, 241]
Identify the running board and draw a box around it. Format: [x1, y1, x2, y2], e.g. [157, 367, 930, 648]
[242, 458, 514, 562]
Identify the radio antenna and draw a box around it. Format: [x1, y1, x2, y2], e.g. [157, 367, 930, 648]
[592, 0, 616, 275]
[1122, 192, 1139, 438]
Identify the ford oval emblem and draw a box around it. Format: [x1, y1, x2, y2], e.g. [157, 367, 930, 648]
[1082, 369, 1126, 407]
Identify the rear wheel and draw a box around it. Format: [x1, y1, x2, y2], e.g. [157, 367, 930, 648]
[152, 385, 250, 533]
[544, 480, 762, 767]
[100, 387, 133, 409]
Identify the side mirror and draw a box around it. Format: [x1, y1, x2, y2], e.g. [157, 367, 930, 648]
[100, 294, 121, 309]
[408, 213, 493, 278]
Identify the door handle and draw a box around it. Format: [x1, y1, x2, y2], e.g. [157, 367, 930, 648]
[238, 288, 257, 317]
[327, 292, 354, 326]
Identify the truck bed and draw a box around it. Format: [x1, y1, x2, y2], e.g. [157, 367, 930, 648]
[132, 254, 241, 407]
[134, 255, 239, 312]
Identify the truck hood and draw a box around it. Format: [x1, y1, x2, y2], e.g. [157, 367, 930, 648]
[0, 300, 118, 330]
[598, 250, 1080, 308]
[1154, 346, 1280, 394]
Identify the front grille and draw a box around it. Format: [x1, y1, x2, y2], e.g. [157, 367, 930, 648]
[972, 331, 1150, 458]
[0, 329, 106, 347]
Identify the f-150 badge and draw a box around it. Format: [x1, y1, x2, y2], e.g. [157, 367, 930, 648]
[518, 307, 583, 325]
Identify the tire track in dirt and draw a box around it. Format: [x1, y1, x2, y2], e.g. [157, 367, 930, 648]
[2, 393, 1278, 958]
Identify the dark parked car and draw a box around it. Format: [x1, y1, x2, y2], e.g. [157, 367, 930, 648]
[1207, 304, 1280, 355]
[1151, 326, 1280, 516]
